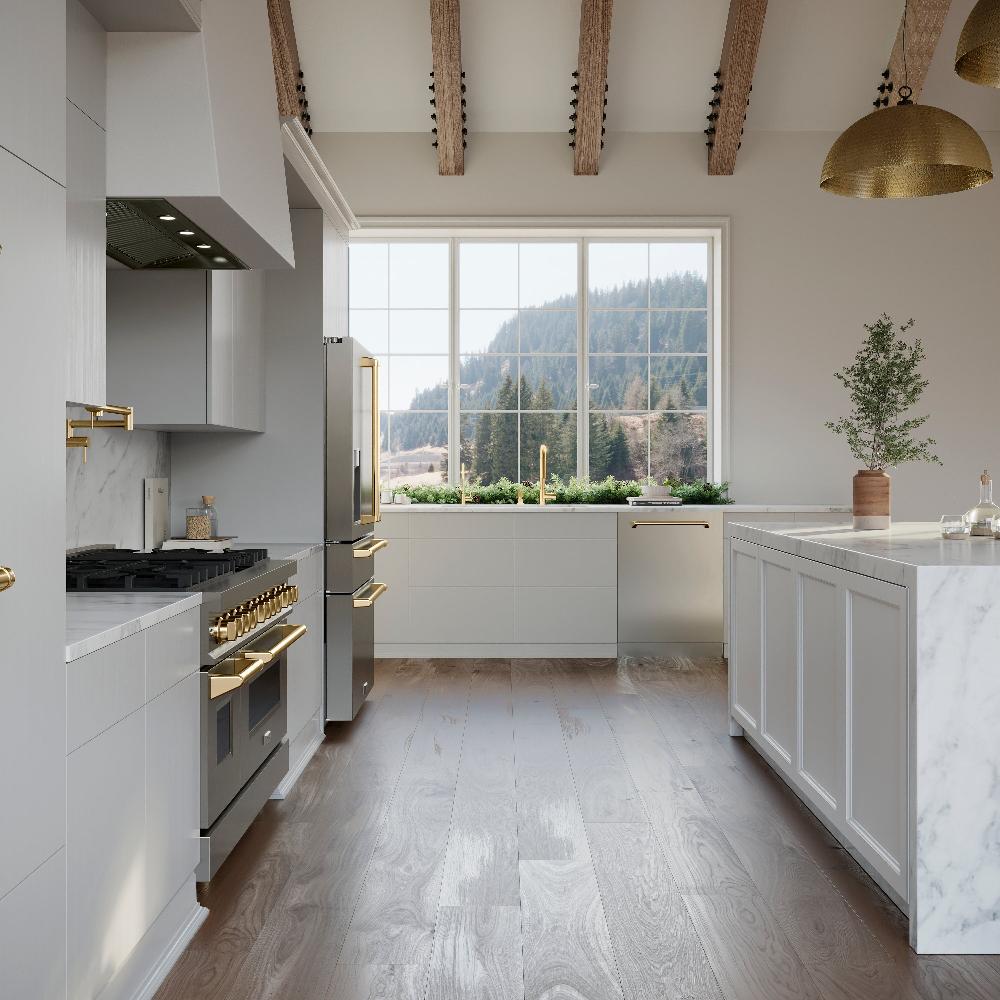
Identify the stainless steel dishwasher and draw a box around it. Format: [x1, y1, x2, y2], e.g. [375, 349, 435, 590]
[616, 510, 724, 657]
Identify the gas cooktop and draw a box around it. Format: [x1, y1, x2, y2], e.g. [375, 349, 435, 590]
[66, 548, 270, 592]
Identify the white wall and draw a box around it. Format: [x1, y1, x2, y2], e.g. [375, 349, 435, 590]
[169, 209, 326, 542]
[66, 409, 170, 550]
[315, 130, 1000, 520]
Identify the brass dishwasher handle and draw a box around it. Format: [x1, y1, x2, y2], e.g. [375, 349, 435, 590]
[353, 538, 389, 558]
[0, 566, 14, 593]
[353, 581, 388, 608]
[209, 623, 308, 699]
[631, 520, 711, 528]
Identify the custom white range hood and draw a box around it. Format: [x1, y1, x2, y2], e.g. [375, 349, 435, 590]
[105, 0, 294, 269]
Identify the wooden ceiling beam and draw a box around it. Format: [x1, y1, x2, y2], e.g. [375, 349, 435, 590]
[885, 0, 951, 103]
[268, 0, 305, 125]
[430, 0, 465, 176]
[572, 0, 614, 176]
[707, 0, 768, 176]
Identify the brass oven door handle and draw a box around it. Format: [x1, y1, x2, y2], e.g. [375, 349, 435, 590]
[0, 566, 14, 593]
[353, 581, 388, 608]
[631, 520, 711, 529]
[359, 356, 381, 525]
[209, 623, 308, 699]
[353, 538, 388, 559]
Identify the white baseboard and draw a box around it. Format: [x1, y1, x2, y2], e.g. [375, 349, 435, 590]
[375, 643, 618, 658]
[271, 714, 324, 799]
[99, 878, 207, 1000]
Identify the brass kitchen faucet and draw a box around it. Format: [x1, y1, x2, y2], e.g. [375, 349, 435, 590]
[538, 445, 557, 506]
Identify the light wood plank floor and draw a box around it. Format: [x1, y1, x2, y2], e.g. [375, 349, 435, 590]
[155, 658, 1000, 1000]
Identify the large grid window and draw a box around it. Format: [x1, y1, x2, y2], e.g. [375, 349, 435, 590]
[587, 241, 710, 482]
[459, 242, 578, 484]
[348, 232, 720, 488]
[348, 242, 449, 488]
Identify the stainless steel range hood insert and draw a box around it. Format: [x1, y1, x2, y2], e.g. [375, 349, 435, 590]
[106, 199, 246, 270]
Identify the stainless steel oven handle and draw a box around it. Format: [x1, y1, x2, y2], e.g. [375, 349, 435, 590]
[209, 623, 308, 699]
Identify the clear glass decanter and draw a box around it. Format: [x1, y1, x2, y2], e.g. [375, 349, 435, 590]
[965, 470, 1000, 536]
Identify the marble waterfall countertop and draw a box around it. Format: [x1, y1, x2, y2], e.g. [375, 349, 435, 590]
[385, 503, 851, 514]
[66, 592, 202, 662]
[727, 520, 1000, 585]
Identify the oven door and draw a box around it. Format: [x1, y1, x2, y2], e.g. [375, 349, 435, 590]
[200, 677, 241, 830]
[202, 622, 307, 825]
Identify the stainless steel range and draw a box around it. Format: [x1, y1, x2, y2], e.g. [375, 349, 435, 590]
[66, 547, 309, 880]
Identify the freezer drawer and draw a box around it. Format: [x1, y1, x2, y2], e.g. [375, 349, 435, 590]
[325, 535, 388, 595]
[326, 581, 384, 722]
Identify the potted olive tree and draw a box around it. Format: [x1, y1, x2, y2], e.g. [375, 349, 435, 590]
[826, 314, 940, 530]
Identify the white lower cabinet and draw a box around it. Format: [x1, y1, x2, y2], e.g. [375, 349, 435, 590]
[68, 708, 147, 999]
[729, 538, 908, 901]
[146, 673, 200, 926]
[66, 609, 201, 1000]
[286, 589, 324, 751]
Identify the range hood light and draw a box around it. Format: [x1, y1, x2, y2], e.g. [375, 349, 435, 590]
[212, 256, 227, 263]
[197, 243, 211, 250]
[158, 214, 176, 221]
[179, 229, 195, 236]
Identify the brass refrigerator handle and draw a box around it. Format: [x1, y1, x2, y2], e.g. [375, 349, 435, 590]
[631, 520, 711, 528]
[353, 538, 389, 558]
[0, 566, 14, 593]
[209, 623, 308, 699]
[359, 357, 380, 525]
[353, 581, 388, 608]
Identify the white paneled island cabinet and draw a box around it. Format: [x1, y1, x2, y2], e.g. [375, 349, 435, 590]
[728, 521, 1000, 955]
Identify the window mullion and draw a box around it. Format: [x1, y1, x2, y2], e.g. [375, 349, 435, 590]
[448, 238, 460, 484]
[578, 237, 588, 480]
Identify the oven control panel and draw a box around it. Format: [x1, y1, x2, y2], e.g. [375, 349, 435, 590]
[209, 584, 300, 644]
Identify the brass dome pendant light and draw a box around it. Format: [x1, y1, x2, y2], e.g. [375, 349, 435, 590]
[956, 0, 1000, 86]
[821, 1, 993, 198]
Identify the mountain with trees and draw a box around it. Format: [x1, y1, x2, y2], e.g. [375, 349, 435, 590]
[386, 273, 709, 483]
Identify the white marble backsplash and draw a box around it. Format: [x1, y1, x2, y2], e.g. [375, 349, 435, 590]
[66, 406, 170, 551]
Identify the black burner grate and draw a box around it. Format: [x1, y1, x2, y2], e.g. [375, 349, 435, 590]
[66, 548, 269, 592]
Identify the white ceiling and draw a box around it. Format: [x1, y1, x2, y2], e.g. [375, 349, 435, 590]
[292, 0, 1000, 135]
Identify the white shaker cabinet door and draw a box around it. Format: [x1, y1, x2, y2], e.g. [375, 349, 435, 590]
[845, 572, 908, 900]
[67, 709, 147, 1000]
[0, 150, 67, 901]
[729, 538, 762, 735]
[0, 0, 65, 183]
[759, 548, 797, 767]
[286, 589, 324, 747]
[146, 673, 200, 926]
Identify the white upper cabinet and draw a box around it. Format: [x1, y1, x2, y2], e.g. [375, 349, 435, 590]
[107, 269, 265, 431]
[66, 0, 107, 405]
[0, 1, 66, 183]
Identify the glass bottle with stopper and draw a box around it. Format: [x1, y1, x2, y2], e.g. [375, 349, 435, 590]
[965, 470, 1000, 536]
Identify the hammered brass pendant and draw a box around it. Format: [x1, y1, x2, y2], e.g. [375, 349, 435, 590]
[820, 100, 993, 199]
[956, 0, 1000, 87]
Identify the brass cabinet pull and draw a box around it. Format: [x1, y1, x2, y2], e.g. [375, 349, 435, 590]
[631, 520, 711, 529]
[209, 623, 308, 699]
[353, 581, 388, 608]
[359, 356, 381, 525]
[353, 538, 388, 559]
[0, 566, 14, 593]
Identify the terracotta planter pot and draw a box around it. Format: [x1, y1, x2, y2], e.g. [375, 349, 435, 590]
[853, 469, 891, 530]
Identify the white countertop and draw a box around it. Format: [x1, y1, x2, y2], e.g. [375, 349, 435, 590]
[384, 503, 850, 514]
[728, 520, 1000, 585]
[66, 592, 203, 662]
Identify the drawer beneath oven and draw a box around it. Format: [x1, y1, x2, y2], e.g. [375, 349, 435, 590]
[326, 583, 382, 722]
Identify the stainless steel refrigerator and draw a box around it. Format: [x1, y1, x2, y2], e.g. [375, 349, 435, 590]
[325, 337, 387, 721]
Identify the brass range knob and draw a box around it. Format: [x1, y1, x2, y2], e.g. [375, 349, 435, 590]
[0, 566, 14, 593]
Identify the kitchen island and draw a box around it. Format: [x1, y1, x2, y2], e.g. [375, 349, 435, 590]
[727, 521, 1000, 954]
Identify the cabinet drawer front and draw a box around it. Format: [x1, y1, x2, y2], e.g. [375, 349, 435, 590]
[409, 588, 514, 643]
[68, 632, 145, 753]
[411, 537, 514, 587]
[515, 538, 616, 588]
[146, 608, 200, 702]
[410, 512, 515, 539]
[515, 587, 617, 644]
[515, 512, 616, 539]
[376, 512, 410, 539]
